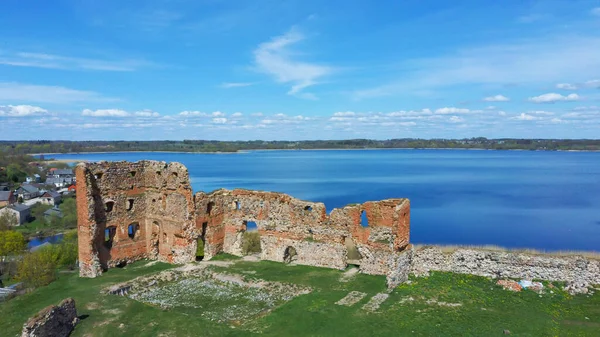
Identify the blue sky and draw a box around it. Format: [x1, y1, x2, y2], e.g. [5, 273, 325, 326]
[1, 0, 600, 140]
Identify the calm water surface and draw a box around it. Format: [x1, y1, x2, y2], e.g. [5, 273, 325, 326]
[50, 150, 600, 252]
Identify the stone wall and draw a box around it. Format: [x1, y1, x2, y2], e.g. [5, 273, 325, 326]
[194, 188, 411, 276]
[76, 161, 196, 277]
[411, 247, 600, 293]
[77, 160, 412, 284]
[21, 298, 78, 337]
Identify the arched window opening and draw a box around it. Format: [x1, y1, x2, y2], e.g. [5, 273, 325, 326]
[283, 246, 298, 263]
[128, 222, 140, 240]
[235, 201, 241, 210]
[105, 201, 114, 213]
[127, 199, 134, 211]
[104, 226, 116, 248]
[207, 202, 214, 215]
[304, 205, 313, 212]
[361, 211, 369, 227]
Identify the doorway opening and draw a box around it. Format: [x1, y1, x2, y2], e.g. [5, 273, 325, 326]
[283, 246, 298, 263]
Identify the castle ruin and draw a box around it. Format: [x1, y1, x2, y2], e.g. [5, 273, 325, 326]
[76, 160, 413, 287]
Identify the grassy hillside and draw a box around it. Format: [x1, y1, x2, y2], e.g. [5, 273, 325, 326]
[0, 256, 598, 336]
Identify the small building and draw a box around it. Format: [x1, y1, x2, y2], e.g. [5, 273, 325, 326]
[15, 184, 40, 200]
[44, 206, 63, 222]
[67, 184, 77, 193]
[40, 191, 62, 206]
[0, 204, 31, 225]
[26, 174, 41, 183]
[52, 169, 74, 179]
[0, 183, 10, 191]
[0, 191, 16, 207]
[0, 191, 16, 208]
[45, 176, 74, 188]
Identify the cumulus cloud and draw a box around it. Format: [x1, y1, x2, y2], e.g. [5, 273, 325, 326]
[211, 117, 227, 124]
[528, 93, 580, 103]
[211, 111, 225, 117]
[0, 105, 49, 117]
[556, 83, 578, 90]
[179, 111, 206, 117]
[134, 110, 160, 117]
[333, 111, 356, 117]
[82, 109, 129, 117]
[483, 94, 510, 102]
[220, 82, 255, 88]
[435, 107, 470, 114]
[511, 113, 541, 121]
[254, 29, 331, 98]
[82, 109, 159, 117]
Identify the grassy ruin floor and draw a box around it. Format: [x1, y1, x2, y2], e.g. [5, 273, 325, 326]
[1, 256, 599, 336]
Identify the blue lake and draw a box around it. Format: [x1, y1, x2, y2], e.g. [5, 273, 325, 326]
[50, 150, 600, 252]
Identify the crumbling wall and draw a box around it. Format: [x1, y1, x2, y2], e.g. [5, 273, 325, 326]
[195, 189, 411, 276]
[411, 247, 600, 294]
[78, 160, 412, 284]
[21, 298, 79, 337]
[76, 161, 195, 277]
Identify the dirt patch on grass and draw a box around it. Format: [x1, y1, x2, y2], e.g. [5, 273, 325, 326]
[335, 291, 367, 306]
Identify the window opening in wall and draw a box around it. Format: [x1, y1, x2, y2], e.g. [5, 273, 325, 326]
[361, 211, 369, 227]
[304, 205, 313, 212]
[156, 171, 161, 176]
[241, 220, 261, 255]
[151, 221, 160, 255]
[129, 171, 136, 177]
[163, 232, 167, 244]
[207, 202, 214, 215]
[152, 198, 156, 203]
[105, 201, 114, 213]
[245, 221, 258, 231]
[94, 172, 103, 180]
[235, 201, 241, 210]
[344, 235, 362, 261]
[127, 199, 134, 211]
[283, 246, 298, 263]
[104, 226, 116, 248]
[128, 222, 140, 240]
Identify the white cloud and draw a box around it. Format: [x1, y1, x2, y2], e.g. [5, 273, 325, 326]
[254, 29, 331, 98]
[449, 116, 464, 123]
[212, 117, 227, 124]
[220, 82, 255, 88]
[0, 52, 149, 71]
[592, 7, 600, 16]
[231, 112, 243, 117]
[435, 107, 470, 114]
[556, 83, 578, 90]
[134, 110, 160, 117]
[212, 111, 225, 117]
[0, 105, 49, 117]
[0, 82, 115, 104]
[551, 118, 565, 123]
[82, 109, 129, 117]
[251, 112, 263, 117]
[333, 111, 356, 117]
[498, 111, 507, 116]
[529, 110, 554, 115]
[528, 93, 580, 103]
[483, 94, 510, 102]
[179, 111, 207, 117]
[585, 79, 600, 88]
[511, 113, 541, 121]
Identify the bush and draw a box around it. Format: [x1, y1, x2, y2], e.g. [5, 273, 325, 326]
[16, 251, 56, 288]
[241, 231, 261, 255]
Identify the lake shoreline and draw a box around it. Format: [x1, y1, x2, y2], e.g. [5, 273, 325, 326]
[30, 147, 600, 156]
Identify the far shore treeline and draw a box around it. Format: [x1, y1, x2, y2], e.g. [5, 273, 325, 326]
[2, 138, 600, 154]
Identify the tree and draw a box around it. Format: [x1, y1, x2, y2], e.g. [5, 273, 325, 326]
[0, 230, 26, 257]
[59, 198, 77, 229]
[16, 251, 56, 288]
[0, 212, 18, 230]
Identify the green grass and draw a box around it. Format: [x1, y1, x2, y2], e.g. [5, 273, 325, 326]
[1, 258, 598, 336]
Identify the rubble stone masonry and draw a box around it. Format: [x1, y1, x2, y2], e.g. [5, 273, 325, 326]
[76, 161, 412, 286]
